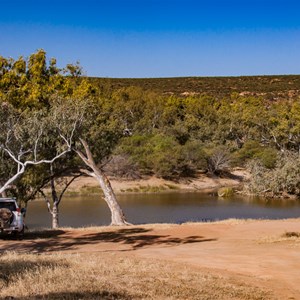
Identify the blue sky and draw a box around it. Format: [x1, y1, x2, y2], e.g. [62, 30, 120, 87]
[0, 0, 300, 77]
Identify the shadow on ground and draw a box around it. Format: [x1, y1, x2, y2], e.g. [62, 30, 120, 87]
[0, 258, 68, 286]
[0, 227, 217, 253]
[2, 290, 132, 300]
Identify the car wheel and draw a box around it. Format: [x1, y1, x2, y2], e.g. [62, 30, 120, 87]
[12, 227, 24, 240]
[17, 227, 25, 240]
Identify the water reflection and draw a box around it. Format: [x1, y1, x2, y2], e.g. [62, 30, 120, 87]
[26, 192, 300, 229]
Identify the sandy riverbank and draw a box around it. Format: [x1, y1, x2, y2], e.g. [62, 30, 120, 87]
[68, 169, 249, 194]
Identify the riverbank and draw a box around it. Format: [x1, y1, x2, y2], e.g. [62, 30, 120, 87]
[68, 169, 249, 194]
[0, 219, 299, 299]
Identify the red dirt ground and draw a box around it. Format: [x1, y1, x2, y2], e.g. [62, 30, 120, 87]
[1, 219, 300, 299]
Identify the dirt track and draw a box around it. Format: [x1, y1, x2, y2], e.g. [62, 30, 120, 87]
[1, 219, 300, 299]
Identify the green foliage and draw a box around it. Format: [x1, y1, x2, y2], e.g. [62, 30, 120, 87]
[235, 141, 278, 169]
[255, 148, 278, 169]
[179, 140, 208, 174]
[0, 51, 97, 199]
[2, 50, 300, 198]
[116, 134, 207, 178]
[146, 134, 179, 178]
[115, 134, 177, 177]
[0, 50, 95, 109]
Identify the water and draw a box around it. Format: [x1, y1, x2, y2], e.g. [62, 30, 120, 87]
[26, 192, 300, 229]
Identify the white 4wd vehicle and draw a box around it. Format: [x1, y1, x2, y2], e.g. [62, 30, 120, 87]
[0, 198, 25, 237]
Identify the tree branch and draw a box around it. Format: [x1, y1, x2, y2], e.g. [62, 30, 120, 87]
[57, 174, 82, 205]
[0, 148, 71, 194]
[79, 138, 95, 164]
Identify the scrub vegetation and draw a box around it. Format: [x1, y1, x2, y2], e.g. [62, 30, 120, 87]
[1, 50, 300, 228]
[89, 75, 300, 100]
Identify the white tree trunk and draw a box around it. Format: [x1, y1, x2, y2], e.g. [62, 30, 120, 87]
[41, 172, 81, 229]
[52, 203, 59, 229]
[76, 139, 130, 226]
[93, 168, 128, 225]
[41, 191, 60, 230]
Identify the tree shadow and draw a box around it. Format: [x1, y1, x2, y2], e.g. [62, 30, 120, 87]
[0, 227, 217, 253]
[218, 170, 244, 181]
[0, 230, 66, 241]
[0, 258, 68, 286]
[81, 228, 217, 250]
[24, 230, 66, 240]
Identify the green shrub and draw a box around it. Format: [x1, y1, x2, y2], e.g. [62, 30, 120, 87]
[255, 148, 278, 169]
[115, 135, 208, 178]
[236, 140, 278, 168]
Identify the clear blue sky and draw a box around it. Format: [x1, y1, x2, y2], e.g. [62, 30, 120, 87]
[0, 0, 299, 77]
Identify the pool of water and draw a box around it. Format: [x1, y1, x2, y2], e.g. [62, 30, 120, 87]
[26, 192, 300, 229]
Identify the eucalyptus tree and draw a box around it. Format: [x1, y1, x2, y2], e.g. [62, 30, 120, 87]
[0, 50, 96, 227]
[0, 49, 94, 110]
[53, 97, 130, 226]
[0, 100, 82, 196]
[9, 160, 82, 229]
[38, 164, 82, 229]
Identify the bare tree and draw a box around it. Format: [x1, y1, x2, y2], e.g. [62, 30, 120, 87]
[207, 148, 231, 175]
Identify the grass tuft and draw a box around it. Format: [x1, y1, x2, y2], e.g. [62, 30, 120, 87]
[121, 184, 179, 193]
[282, 231, 300, 238]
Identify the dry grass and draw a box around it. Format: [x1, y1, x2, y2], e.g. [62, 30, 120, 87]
[120, 184, 179, 193]
[257, 231, 300, 245]
[282, 231, 300, 238]
[0, 251, 271, 300]
[184, 218, 254, 226]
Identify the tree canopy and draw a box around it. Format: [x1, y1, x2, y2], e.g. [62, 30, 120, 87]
[1, 50, 300, 209]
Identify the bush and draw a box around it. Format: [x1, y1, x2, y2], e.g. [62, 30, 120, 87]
[235, 141, 278, 169]
[115, 135, 208, 178]
[103, 154, 140, 179]
[244, 159, 270, 194]
[178, 140, 208, 176]
[205, 146, 231, 175]
[114, 135, 153, 174]
[245, 152, 300, 197]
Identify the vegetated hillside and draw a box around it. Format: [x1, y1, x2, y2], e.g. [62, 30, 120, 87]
[89, 75, 300, 100]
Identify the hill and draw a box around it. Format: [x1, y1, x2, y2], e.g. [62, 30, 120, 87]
[89, 74, 300, 100]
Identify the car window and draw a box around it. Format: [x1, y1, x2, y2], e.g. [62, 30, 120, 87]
[0, 202, 17, 211]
